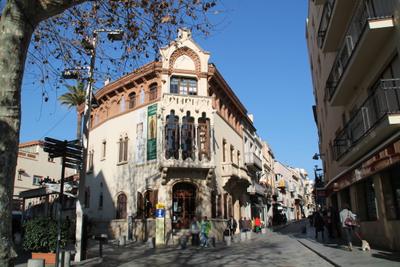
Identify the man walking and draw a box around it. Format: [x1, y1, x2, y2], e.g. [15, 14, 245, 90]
[227, 216, 237, 237]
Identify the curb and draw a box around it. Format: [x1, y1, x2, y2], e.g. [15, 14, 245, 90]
[297, 239, 340, 267]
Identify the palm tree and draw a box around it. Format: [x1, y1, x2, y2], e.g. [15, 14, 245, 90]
[58, 82, 86, 140]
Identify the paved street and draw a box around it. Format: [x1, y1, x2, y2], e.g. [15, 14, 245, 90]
[16, 220, 400, 267]
[70, 220, 400, 267]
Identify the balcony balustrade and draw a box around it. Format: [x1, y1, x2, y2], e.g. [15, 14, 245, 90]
[244, 152, 263, 171]
[317, 0, 357, 52]
[221, 162, 240, 178]
[326, 0, 395, 105]
[334, 79, 400, 164]
[314, 0, 327, 5]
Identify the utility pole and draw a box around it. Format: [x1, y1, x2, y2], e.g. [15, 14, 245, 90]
[74, 29, 123, 262]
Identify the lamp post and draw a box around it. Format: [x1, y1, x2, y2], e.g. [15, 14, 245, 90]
[74, 29, 123, 262]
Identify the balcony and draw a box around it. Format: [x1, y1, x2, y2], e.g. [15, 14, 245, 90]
[326, 0, 395, 105]
[221, 162, 240, 178]
[317, 0, 357, 52]
[314, 0, 327, 5]
[244, 152, 262, 171]
[333, 79, 400, 165]
[220, 163, 251, 188]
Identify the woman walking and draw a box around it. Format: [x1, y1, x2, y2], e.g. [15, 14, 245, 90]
[340, 204, 357, 251]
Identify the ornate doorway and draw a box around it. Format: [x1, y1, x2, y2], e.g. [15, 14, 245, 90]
[172, 182, 197, 229]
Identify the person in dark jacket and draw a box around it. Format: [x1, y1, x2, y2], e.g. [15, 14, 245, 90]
[227, 216, 237, 236]
[239, 217, 245, 232]
[313, 210, 325, 241]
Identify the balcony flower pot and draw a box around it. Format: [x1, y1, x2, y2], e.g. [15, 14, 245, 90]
[23, 217, 68, 265]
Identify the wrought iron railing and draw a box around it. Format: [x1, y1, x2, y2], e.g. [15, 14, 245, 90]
[317, 0, 335, 48]
[334, 79, 400, 160]
[326, 0, 395, 101]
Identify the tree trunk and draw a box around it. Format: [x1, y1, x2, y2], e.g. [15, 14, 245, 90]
[76, 109, 82, 141]
[0, 1, 87, 266]
[0, 1, 34, 266]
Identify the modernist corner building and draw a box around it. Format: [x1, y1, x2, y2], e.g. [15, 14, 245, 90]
[84, 29, 272, 242]
[307, 0, 400, 250]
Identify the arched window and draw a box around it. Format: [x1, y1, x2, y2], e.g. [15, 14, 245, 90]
[198, 113, 210, 161]
[140, 88, 145, 104]
[120, 96, 126, 112]
[116, 193, 127, 219]
[128, 92, 136, 109]
[165, 110, 180, 159]
[149, 84, 157, 101]
[182, 112, 195, 160]
[144, 189, 158, 218]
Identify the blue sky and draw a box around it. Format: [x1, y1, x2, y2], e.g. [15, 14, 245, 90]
[18, 0, 320, 178]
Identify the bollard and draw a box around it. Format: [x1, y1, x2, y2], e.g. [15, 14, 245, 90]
[240, 232, 246, 242]
[147, 237, 155, 249]
[246, 231, 252, 240]
[210, 236, 216, 247]
[179, 235, 188, 249]
[63, 250, 71, 267]
[27, 259, 45, 267]
[224, 236, 231, 246]
[119, 235, 126, 246]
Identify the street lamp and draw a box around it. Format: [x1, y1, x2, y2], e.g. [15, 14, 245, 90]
[73, 28, 123, 263]
[312, 153, 325, 160]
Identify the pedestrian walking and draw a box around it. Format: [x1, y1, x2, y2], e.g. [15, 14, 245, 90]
[254, 217, 261, 233]
[239, 217, 245, 232]
[244, 217, 251, 232]
[190, 216, 200, 246]
[200, 216, 211, 247]
[313, 209, 325, 241]
[340, 204, 357, 251]
[227, 216, 237, 237]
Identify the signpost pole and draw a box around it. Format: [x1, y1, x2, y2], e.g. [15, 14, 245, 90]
[55, 141, 67, 267]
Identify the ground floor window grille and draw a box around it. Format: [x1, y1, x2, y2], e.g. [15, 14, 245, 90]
[172, 182, 196, 229]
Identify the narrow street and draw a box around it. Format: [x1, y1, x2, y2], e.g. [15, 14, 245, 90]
[69, 220, 400, 267]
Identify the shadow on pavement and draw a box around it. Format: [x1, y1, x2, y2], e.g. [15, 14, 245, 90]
[372, 251, 400, 263]
[78, 235, 282, 267]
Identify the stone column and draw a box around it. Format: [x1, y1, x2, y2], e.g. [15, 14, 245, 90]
[194, 122, 199, 162]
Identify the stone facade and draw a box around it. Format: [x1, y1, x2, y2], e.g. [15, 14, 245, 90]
[85, 29, 294, 243]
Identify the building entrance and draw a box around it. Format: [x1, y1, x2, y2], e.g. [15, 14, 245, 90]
[172, 182, 196, 229]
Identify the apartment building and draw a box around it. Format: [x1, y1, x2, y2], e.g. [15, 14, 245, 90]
[307, 0, 400, 250]
[13, 141, 74, 214]
[84, 29, 273, 243]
